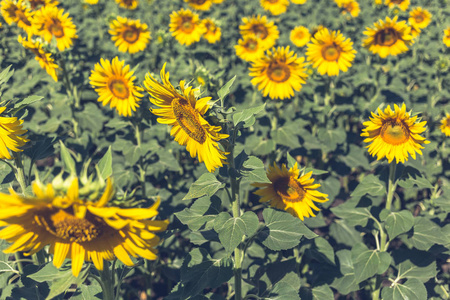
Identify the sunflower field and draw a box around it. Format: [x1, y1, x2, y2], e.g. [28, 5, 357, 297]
[0, 0, 449, 299]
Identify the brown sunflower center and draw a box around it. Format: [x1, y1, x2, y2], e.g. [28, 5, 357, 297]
[267, 62, 291, 83]
[192, 0, 207, 4]
[172, 98, 207, 144]
[322, 44, 341, 61]
[29, 0, 46, 9]
[245, 39, 258, 51]
[49, 19, 65, 38]
[109, 79, 130, 99]
[374, 28, 399, 46]
[391, 0, 404, 3]
[122, 27, 140, 43]
[16, 11, 31, 26]
[380, 119, 410, 145]
[274, 177, 306, 203]
[266, 0, 279, 3]
[181, 17, 195, 33]
[414, 15, 424, 23]
[251, 24, 269, 39]
[45, 210, 102, 242]
[296, 31, 305, 39]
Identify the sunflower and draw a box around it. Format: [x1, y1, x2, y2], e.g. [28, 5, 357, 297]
[0, 107, 29, 160]
[239, 15, 279, 50]
[0, 178, 168, 277]
[18, 35, 59, 81]
[144, 64, 229, 172]
[249, 46, 308, 100]
[409, 24, 421, 39]
[444, 27, 450, 47]
[338, 0, 360, 18]
[311, 25, 326, 38]
[109, 16, 150, 54]
[306, 28, 356, 76]
[290, 26, 311, 48]
[185, 0, 213, 10]
[115, 0, 138, 10]
[84, 0, 98, 4]
[362, 16, 413, 58]
[89, 57, 143, 117]
[361, 104, 429, 164]
[385, 0, 409, 11]
[409, 7, 432, 29]
[235, 36, 266, 62]
[440, 114, 450, 136]
[33, 5, 77, 51]
[201, 18, 221, 44]
[169, 8, 205, 46]
[260, 0, 289, 16]
[212, 0, 224, 2]
[1, 0, 35, 35]
[253, 163, 329, 221]
[27, 0, 58, 10]
[291, 0, 307, 3]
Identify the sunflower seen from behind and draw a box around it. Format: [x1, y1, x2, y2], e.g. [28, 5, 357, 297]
[144, 64, 229, 173]
[290, 26, 310, 48]
[306, 28, 356, 76]
[33, 5, 77, 51]
[201, 18, 221, 44]
[362, 16, 413, 58]
[89, 57, 143, 117]
[239, 15, 279, 49]
[361, 104, 429, 164]
[0, 107, 29, 160]
[249, 46, 308, 100]
[409, 7, 432, 29]
[109, 16, 151, 54]
[185, 0, 213, 10]
[0, 177, 168, 277]
[115, 0, 138, 9]
[235, 36, 266, 62]
[260, 0, 289, 16]
[253, 163, 329, 221]
[169, 8, 205, 46]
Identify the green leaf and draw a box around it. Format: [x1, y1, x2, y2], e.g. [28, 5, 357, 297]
[381, 279, 427, 300]
[396, 258, 437, 282]
[287, 153, 297, 169]
[331, 250, 360, 294]
[407, 217, 446, 251]
[59, 141, 77, 175]
[241, 156, 270, 183]
[351, 174, 386, 199]
[351, 243, 391, 283]
[175, 196, 221, 231]
[339, 144, 370, 170]
[313, 237, 335, 265]
[398, 174, 434, 189]
[329, 220, 362, 247]
[217, 76, 236, 105]
[214, 212, 246, 254]
[46, 266, 90, 300]
[317, 128, 346, 152]
[258, 208, 317, 251]
[312, 285, 334, 300]
[11, 95, 44, 115]
[233, 104, 265, 128]
[97, 146, 113, 180]
[271, 125, 301, 148]
[384, 211, 414, 239]
[241, 211, 259, 237]
[183, 173, 225, 200]
[72, 281, 102, 300]
[0, 65, 14, 87]
[331, 205, 373, 227]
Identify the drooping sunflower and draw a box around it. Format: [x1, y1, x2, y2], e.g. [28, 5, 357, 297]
[337, 0, 360, 18]
[0, 177, 168, 277]
[362, 16, 413, 58]
[260, 0, 289, 16]
[201, 18, 221, 44]
[33, 5, 77, 51]
[444, 27, 450, 47]
[109, 16, 150, 54]
[249, 46, 308, 100]
[235, 36, 266, 62]
[385, 0, 409, 11]
[0, 107, 29, 160]
[239, 15, 279, 49]
[1, 0, 35, 35]
[18, 35, 59, 81]
[409, 7, 432, 29]
[290, 26, 311, 48]
[89, 57, 143, 117]
[253, 163, 329, 221]
[144, 64, 229, 172]
[306, 28, 356, 76]
[27, 0, 58, 10]
[361, 103, 430, 164]
[169, 8, 205, 46]
[440, 114, 450, 137]
[184, 0, 213, 10]
[115, 0, 138, 10]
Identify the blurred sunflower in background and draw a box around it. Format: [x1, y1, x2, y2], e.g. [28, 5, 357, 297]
[0, 178, 168, 277]
[0, 0, 35, 35]
[27, 0, 58, 10]
[290, 26, 311, 48]
[362, 16, 413, 58]
[84, 0, 99, 4]
[291, 0, 307, 4]
[170, 8, 205, 46]
[109, 16, 151, 54]
[260, 0, 289, 16]
[440, 114, 450, 136]
[235, 36, 266, 61]
[409, 7, 432, 29]
[409, 24, 421, 39]
[33, 5, 78, 51]
[18, 35, 59, 81]
[310, 25, 326, 38]
[89, 57, 143, 117]
[249, 46, 308, 100]
[385, 0, 409, 11]
[361, 103, 429, 164]
[0, 107, 29, 160]
[201, 18, 221, 44]
[306, 28, 356, 76]
[185, 0, 213, 10]
[337, 0, 360, 18]
[253, 163, 329, 221]
[444, 27, 450, 47]
[144, 64, 229, 173]
[240, 15, 279, 49]
[115, 0, 138, 10]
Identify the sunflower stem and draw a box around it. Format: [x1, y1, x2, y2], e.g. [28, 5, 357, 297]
[35, 249, 46, 265]
[98, 261, 115, 300]
[293, 247, 301, 274]
[380, 162, 397, 252]
[13, 152, 28, 195]
[14, 253, 24, 274]
[134, 120, 146, 198]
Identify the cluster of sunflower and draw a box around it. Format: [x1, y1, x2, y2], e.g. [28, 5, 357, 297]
[259, 0, 307, 16]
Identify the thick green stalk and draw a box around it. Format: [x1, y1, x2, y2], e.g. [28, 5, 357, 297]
[385, 162, 397, 211]
[98, 262, 115, 300]
[134, 121, 146, 198]
[13, 153, 27, 195]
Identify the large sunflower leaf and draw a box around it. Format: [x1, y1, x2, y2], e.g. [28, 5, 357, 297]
[384, 210, 414, 239]
[175, 195, 221, 231]
[381, 279, 427, 300]
[351, 243, 391, 283]
[182, 173, 225, 200]
[407, 217, 446, 251]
